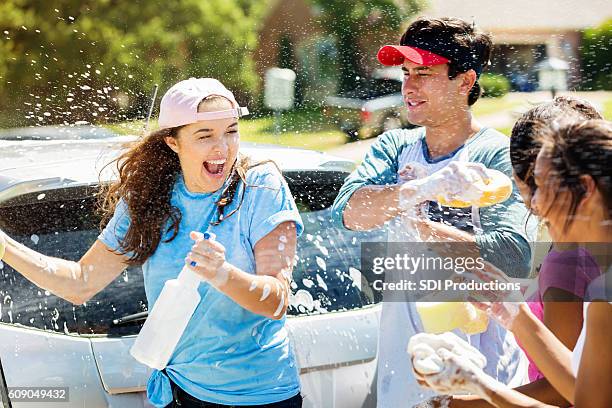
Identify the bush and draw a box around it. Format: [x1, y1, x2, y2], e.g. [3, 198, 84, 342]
[480, 73, 511, 98]
[581, 18, 612, 90]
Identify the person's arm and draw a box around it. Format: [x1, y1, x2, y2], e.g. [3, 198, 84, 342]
[331, 131, 408, 231]
[186, 222, 296, 320]
[479, 382, 559, 408]
[0, 231, 129, 305]
[342, 184, 403, 230]
[449, 378, 572, 408]
[451, 301, 609, 408]
[187, 163, 303, 319]
[574, 302, 612, 408]
[542, 294, 584, 349]
[503, 304, 576, 403]
[416, 346, 559, 408]
[415, 217, 477, 243]
[474, 145, 533, 278]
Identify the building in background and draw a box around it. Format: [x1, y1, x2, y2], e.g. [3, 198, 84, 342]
[254, 0, 612, 99]
[422, 0, 612, 90]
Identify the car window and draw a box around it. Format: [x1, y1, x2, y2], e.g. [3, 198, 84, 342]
[0, 185, 149, 337]
[0, 188, 87, 335]
[0, 170, 383, 336]
[288, 206, 384, 316]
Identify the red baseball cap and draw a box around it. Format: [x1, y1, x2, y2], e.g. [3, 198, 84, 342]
[377, 45, 450, 66]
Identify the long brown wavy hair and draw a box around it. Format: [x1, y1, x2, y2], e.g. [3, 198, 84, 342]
[99, 98, 273, 266]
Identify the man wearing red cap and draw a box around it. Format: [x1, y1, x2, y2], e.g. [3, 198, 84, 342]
[332, 17, 532, 407]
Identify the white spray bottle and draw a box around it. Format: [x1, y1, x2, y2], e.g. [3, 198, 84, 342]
[130, 231, 215, 370]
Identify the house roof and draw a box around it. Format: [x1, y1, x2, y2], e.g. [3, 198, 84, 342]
[422, 0, 612, 31]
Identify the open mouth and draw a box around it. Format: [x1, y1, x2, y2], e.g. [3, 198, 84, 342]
[203, 159, 226, 177]
[406, 100, 426, 110]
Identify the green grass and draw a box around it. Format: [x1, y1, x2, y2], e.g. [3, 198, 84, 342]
[105, 120, 147, 136]
[495, 127, 513, 137]
[239, 109, 347, 151]
[471, 95, 523, 117]
[603, 98, 612, 120]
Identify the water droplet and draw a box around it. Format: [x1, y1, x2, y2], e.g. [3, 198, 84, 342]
[260, 284, 271, 301]
[316, 274, 328, 291]
[302, 278, 314, 288]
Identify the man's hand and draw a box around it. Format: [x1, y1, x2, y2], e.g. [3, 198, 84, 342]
[399, 161, 491, 211]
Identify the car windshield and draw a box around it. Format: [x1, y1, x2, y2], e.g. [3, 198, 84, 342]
[0, 170, 384, 337]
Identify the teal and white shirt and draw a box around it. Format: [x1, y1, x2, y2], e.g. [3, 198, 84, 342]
[332, 126, 533, 275]
[332, 127, 533, 407]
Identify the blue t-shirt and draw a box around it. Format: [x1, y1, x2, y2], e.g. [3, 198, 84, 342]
[99, 162, 303, 407]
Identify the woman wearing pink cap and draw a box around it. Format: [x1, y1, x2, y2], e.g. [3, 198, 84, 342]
[0, 78, 304, 407]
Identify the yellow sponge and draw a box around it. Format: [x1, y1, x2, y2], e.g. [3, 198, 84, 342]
[416, 301, 489, 335]
[436, 169, 512, 208]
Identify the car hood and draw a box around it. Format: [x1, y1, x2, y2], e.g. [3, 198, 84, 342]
[0, 137, 354, 197]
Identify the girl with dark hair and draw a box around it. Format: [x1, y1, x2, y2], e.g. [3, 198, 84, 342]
[510, 96, 602, 207]
[0, 78, 303, 408]
[511, 96, 603, 380]
[424, 97, 604, 408]
[415, 119, 612, 408]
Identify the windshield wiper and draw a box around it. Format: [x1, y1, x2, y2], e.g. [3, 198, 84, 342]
[112, 311, 148, 326]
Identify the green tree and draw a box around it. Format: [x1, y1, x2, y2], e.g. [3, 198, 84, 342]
[581, 18, 612, 90]
[0, 0, 268, 127]
[307, 0, 422, 94]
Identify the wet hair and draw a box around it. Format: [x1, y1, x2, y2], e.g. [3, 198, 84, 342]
[510, 96, 603, 195]
[400, 17, 492, 105]
[538, 119, 612, 231]
[99, 96, 273, 266]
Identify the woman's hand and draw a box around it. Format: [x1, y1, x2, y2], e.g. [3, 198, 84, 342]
[468, 262, 528, 331]
[185, 231, 230, 287]
[417, 348, 495, 398]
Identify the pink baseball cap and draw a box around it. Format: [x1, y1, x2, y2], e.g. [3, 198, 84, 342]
[158, 77, 249, 130]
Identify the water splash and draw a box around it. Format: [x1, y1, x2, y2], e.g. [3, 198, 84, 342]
[260, 284, 271, 301]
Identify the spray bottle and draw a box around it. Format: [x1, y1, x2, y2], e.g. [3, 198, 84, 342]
[130, 232, 215, 370]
